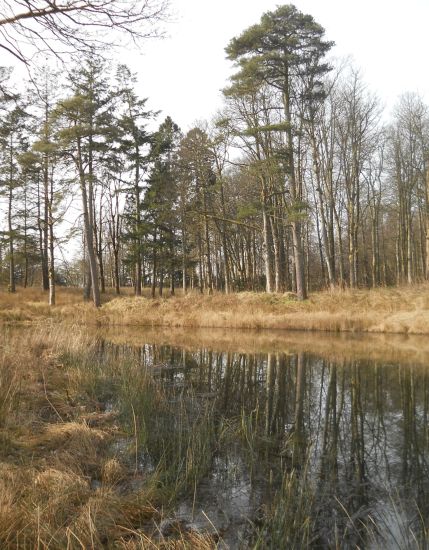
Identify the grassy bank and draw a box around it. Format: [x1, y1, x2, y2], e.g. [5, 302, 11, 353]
[1, 284, 429, 334]
[0, 326, 224, 548]
[0, 325, 341, 548]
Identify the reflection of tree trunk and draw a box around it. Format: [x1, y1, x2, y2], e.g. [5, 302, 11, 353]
[292, 353, 306, 464]
[350, 363, 365, 486]
[277, 354, 288, 429]
[294, 353, 305, 435]
[400, 367, 420, 484]
[207, 351, 213, 393]
[223, 353, 232, 409]
[266, 353, 276, 435]
[321, 362, 338, 480]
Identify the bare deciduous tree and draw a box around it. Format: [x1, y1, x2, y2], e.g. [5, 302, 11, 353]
[0, 0, 169, 62]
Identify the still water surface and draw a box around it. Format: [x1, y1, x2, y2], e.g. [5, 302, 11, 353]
[95, 329, 429, 548]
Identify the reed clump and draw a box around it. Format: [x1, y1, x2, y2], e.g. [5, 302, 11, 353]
[0, 326, 222, 549]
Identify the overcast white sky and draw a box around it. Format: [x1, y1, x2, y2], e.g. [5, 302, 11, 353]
[122, 0, 429, 131]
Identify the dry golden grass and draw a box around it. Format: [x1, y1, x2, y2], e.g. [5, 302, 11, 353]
[0, 326, 220, 549]
[1, 283, 429, 334]
[93, 284, 429, 334]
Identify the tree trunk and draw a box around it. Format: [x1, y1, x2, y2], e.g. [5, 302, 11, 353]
[283, 88, 306, 300]
[48, 218, 55, 306]
[42, 160, 50, 291]
[48, 172, 56, 306]
[8, 176, 15, 293]
[114, 250, 120, 294]
[77, 136, 100, 307]
[151, 230, 157, 299]
[182, 225, 187, 294]
[135, 158, 142, 296]
[202, 189, 213, 294]
[23, 187, 28, 288]
[426, 167, 429, 280]
[262, 196, 273, 293]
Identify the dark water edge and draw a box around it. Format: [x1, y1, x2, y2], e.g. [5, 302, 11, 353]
[88, 330, 429, 549]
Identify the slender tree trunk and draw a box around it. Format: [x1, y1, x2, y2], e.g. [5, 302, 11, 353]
[77, 136, 100, 307]
[219, 179, 231, 294]
[48, 217, 55, 306]
[159, 267, 164, 296]
[113, 250, 120, 294]
[42, 161, 49, 291]
[8, 174, 15, 294]
[283, 88, 306, 300]
[262, 194, 273, 293]
[334, 208, 345, 288]
[310, 131, 335, 288]
[23, 187, 28, 288]
[202, 188, 213, 294]
[95, 201, 106, 293]
[182, 225, 187, 294]
[135, 144, 142, 296]
[48, 170, 55, 306]
[36, 178, 46, 290]
[197, 233, 204, 293]
[406, 209, 413, 284]
[426, 167, 429, 280]
[151, 230, 157, 299]
[170, 239, 175, 295]
[269, 214, 281, 292]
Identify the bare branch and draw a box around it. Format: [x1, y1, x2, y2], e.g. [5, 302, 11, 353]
[0, 0, 169, 62]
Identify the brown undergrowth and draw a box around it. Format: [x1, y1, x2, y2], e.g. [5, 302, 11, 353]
[0, 327, 219, 549]
[1, 284, 429, 334]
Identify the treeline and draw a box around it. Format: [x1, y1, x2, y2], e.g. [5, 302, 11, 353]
[1, 5, 429, 305]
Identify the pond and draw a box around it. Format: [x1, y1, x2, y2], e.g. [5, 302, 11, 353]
[93, 328, 429, 548]
[1, 326, 429, 549]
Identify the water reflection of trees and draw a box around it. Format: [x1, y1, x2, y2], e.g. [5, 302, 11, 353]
[100, 341, 429, 547]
